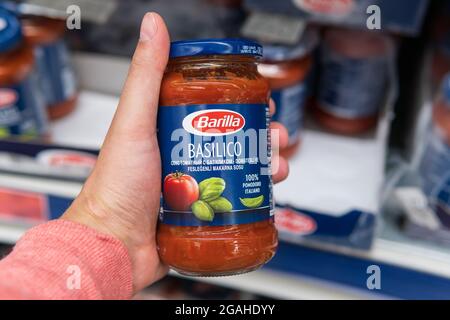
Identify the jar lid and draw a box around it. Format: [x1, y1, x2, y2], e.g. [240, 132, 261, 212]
[170, 39, 263, 59]
[262, 27, 320, 62]
[0, 7, 22, 53]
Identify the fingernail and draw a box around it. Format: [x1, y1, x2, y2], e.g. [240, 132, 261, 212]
[140, 12, 158, 41]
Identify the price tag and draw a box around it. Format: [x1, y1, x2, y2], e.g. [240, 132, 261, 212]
[394, 187, 441, 230]
[240, 12, 307, 45]
[21, 0, 118, 24]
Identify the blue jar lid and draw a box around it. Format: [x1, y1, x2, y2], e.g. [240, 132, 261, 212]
[170, 39, 263, 59]
[0, 7, 22, 53]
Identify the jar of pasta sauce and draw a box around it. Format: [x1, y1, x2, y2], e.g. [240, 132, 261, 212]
[258, 27, 319, 158]
[22, 16, 77, 120]
[157, 39, 276, 276]
[419, 75, 450, 226]
[314, 28, 393, 135]
[0, 8, 47, 138]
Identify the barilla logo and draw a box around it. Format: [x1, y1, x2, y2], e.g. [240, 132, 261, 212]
[295, 0, 354, 15]
[275, 208, 317, 235]
[0, 89, 18, 108]
[182, 109, 245, 136]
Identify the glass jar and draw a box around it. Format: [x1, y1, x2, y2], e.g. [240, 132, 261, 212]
[157, 39, 277, 276]
[0, 8, 47, 138]
[314, 28, 393, 135]
[22, 16, 78, 120]
[258, 27, 319, 158]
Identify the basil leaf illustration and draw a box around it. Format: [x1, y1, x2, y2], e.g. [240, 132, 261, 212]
[207, 197, 233, 213]
[199, 177, 225, 202]
[239, 195, 264, 208]
[191, 200, 214, 222]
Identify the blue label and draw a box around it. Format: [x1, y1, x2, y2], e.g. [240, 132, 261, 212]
[318, 45, 388, 119]
[419, 128, 450, 219]
[157, 103, 273, 227]
[34, 39, 77, 106]
[271, 82, 306, 145]
[0, 74, 47, 138]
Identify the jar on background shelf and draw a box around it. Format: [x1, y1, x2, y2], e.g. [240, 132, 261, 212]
[0, 8, 47, 139]
[258, 27, 319, 158]
[22, 15, 78, 120]
[314, 28, 394, 135]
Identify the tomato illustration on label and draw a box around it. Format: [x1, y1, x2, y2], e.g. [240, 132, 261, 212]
[163, 172, 199, 211]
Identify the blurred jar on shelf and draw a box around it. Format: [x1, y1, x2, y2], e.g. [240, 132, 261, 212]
[258, 27, 319, 158]
[21, 15, 78, 120]
[430, 5, 450, 94]
[419, 74, 450, 226]
[0, 8, 48, 139]
[314, 28, 394, 135]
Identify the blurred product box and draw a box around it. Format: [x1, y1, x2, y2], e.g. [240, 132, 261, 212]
[274, 107, 392, 250]
[381, 2, 450, 246]
[388, 75, 450, 246]
[244, 0, 429, 36]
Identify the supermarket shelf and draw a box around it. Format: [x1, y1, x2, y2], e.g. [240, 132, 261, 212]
[0, 218, 376, 299]
[1, 210, 448, 299]
[1, 172, 450, 300]
[2, 171, 450, 278]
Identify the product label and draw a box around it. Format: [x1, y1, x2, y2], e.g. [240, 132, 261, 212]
[0, 75, 47, 138]
[35, 39, 77, 107]
[318, 45, 388, 119]
[419, 128, 450, 225]
[294, 0, 355, 16]
[158, 104, 273, 227]
[271, 82, 306, 145]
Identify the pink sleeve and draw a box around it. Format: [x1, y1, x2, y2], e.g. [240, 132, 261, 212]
[0, 220, 133, 300]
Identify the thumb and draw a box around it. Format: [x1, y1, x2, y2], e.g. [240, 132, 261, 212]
[107, 12, 170, 140]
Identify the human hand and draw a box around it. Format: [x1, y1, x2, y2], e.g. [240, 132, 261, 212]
[63, 12, 289, 294]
